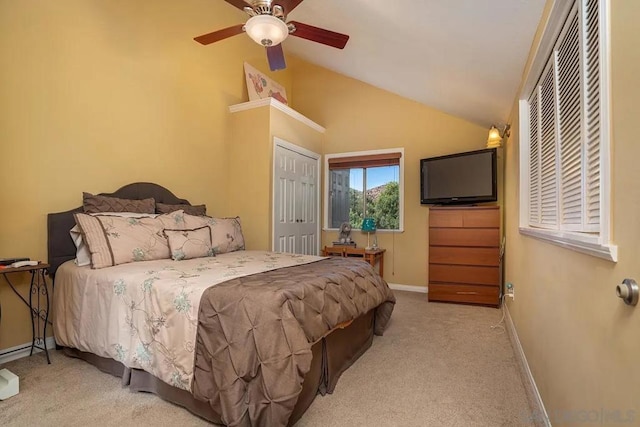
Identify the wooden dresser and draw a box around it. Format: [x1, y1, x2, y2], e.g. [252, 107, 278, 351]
[428, 206, 501, 307]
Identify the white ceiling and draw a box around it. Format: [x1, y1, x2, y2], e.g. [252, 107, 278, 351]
[277, 0, 546, 128]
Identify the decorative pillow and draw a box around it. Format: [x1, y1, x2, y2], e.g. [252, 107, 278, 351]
[92, 212, 159, 218]
[83, 192, 155, 214]
[158, 212, 245, 255]
[158, 209, 188, 229]
[206, 216, 245, 255]
[70, 213, 160, 267]
[156, 202, 207, 216]
[70, 225, 91, 267]
[74, 213, 171, 269]
[164, 226, 215, 261]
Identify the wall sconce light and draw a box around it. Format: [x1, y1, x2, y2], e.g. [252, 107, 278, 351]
[487, 124, 511, 148]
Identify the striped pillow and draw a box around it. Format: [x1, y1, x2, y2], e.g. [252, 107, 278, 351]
[74, 213, 171, 269]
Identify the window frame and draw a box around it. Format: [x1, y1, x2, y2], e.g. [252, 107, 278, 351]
[518, 0, 616, 261]
[324, 148, 405, 232]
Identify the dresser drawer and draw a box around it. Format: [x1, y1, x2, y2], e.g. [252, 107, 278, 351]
[429, 246, 499, 267]
[429, 228, 500, 247]
[428, 283, 500, 306]
[461, 208, 499, 228]
[429, 207, 499, 228]
[429, 264, 499, 286]
[429, 209, 464, 227]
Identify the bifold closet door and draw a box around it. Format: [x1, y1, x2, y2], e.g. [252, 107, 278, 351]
[273, 144, 319, 255]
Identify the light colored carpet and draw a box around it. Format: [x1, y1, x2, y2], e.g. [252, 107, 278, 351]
[0, 291, 533, 426]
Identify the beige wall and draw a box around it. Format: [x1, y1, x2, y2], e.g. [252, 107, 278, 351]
[227, 107, 272, 250]
[227, 103, 323, 250]
[504, 1, 640, 424]
[290, 60, 489, 287]
[270, 108, 323, 155]
[0, 0, 292, 351]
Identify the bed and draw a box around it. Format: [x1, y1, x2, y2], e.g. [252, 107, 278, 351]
[48, 183, 396, 427]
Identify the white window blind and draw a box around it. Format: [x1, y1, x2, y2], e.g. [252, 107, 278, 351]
[528, 90, 540, 226]
[558, 11, 582, 229]
[525, 1, 600, 233]
[538, 62, 557, 228]
[584, 0, 601, 229]
[519, 0, 615, 261]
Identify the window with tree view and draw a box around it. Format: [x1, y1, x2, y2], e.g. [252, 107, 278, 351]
[328, 151, 402, 231]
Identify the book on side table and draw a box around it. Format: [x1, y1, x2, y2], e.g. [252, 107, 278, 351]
[0, 258, 30, 266]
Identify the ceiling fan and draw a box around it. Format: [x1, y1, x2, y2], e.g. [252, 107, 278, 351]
[194, 0, 350, 71]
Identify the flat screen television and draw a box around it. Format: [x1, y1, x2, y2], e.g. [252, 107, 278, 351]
[420, 148, 497, 205]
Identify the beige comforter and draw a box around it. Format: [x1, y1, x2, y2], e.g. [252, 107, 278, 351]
[53, 251, 327, 390]
[54, 251, 395, 426]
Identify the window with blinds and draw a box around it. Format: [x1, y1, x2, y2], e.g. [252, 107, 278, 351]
[325, 149, 404, 231]
[519, 0, 615, 261]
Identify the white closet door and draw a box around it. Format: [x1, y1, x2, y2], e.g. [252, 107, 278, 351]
[298, 155, 318, 255]
[273, 143, 319, 255]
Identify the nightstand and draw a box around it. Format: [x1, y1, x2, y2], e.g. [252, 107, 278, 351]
[0, 263, 52, 364]
[322, 246, 386, 276]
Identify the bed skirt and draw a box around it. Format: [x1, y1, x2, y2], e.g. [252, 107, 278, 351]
[61, 309, 375, 426]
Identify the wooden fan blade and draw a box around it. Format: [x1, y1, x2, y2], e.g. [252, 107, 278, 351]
[223, 0, 250, 12]
[288, 21, 349, 49]
[266, 44, 287, 71]
[276, 0, 305, 16]
[194, 24, 245, 45]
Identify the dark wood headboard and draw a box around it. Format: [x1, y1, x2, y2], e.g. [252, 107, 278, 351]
[47, 182, 192, 277]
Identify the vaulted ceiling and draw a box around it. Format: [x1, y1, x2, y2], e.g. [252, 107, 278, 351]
[223, 0, 547, 127]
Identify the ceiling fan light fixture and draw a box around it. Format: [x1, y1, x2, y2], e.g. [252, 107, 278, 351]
[245, 15, 289, 47]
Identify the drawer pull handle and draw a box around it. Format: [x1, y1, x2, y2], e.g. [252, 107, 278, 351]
[456, 291, 479, 295]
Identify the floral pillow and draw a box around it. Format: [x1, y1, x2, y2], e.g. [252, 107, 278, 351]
[158, 209, 189, 229]
[70, 212, 159, 267]
[74, 213, 171, 269]
[158, 211, 245, 255]
[206, 216, 245, 254]
[164, 226, 215, 260]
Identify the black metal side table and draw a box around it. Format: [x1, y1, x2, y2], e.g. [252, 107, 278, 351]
[0, 263, 52, 364]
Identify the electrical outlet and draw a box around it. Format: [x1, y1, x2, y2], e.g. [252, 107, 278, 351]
[505, 282, 515, 300]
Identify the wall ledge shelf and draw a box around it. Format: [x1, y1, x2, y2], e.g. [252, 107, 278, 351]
[229, 98, 326, 134]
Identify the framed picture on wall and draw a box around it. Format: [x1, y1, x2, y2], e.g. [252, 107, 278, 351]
[244, 62, 288, 105]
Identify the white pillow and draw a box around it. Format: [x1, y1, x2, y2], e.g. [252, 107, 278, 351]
[70, 224, 91, 267]
[70, 212, 159, 267]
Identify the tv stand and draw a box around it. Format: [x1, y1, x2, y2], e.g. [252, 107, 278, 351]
[427, 206, 500, 307]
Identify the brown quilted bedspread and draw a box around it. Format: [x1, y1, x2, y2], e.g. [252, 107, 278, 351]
[191, 257, 396, 426]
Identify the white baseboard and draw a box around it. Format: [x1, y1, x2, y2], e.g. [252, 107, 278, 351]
[0, 337, 56, 365]
[388, 283, 428, 293]
[504, 304, 551, 427]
